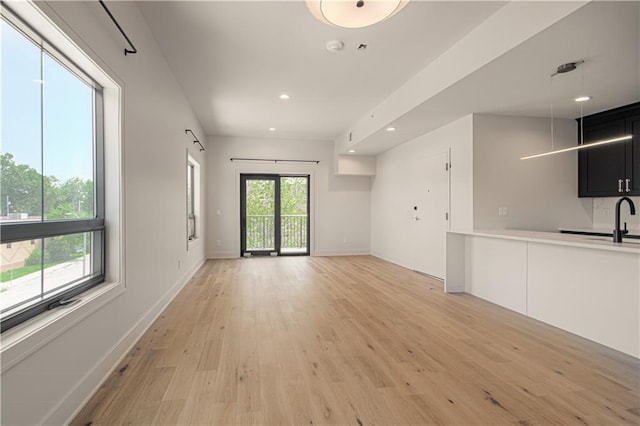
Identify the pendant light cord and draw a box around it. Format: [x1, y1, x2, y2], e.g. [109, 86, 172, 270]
[579, 65, 585, 146]
[550, 74, 554, 150]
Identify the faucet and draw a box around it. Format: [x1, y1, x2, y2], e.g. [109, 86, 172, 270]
[613, 196, 636, 243]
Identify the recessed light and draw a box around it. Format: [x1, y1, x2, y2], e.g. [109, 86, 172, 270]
[386, 127, 397, 132]
[268, 127, 277, 131]
[279, 94, 290, 100]
[574, 96, 592, 103]
[348, 149, 356, 153]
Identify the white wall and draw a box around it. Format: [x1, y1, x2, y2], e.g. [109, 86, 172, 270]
[370, 115, 474, 275]
[593, 196, 640, 232]
[473, 114, 593, 231]
[1, 2, 206, 425]
[206, 136, 371, 258]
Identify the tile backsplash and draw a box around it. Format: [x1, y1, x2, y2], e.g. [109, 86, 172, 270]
[593, 196, 640, 231]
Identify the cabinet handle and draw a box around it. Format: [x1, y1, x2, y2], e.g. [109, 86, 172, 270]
[618, 179, 624, 192]
[626, 178, 631, 192]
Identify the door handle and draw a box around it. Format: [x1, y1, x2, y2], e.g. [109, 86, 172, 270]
[618, 179, 623, 192]
[626, 178, 631, 192]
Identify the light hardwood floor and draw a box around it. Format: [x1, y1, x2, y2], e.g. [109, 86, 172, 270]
[72, 256, 640, 425]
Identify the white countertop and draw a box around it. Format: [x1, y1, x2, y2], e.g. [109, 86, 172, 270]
[558, 227, 640, 237]
[448, 229, 640, 254]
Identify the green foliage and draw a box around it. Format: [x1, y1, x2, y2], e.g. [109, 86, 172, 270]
[280, 177, 308, 215]
[245, 177, 307, 216]
[244, 177, 308, 250]
[1, 153, 43, 216]
[0, 153, 93, 218]
[0, 264, 44, 283]
[24, 247, 43, 266]
[45, 235, 80, 262]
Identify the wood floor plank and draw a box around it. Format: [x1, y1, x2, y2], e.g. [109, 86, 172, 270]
[73, 256, 640, 425]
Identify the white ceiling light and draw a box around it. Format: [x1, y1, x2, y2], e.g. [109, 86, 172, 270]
[279, 94, 290, 100]
[574, 95, 592, 103]
[268, 127, 277, 131]
[348, 149, 356, 153]
[521, 136, 632, 160]
[386, 127, 397, 132]
[307, 0, 409, 29]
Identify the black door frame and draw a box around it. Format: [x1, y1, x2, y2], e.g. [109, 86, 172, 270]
[240, 173, 310, 257]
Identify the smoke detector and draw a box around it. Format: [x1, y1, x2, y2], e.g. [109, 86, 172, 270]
[326, 40, 344, 53]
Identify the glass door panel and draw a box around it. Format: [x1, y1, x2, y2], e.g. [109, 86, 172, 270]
[240, 174, 309, 256]
[241, 176, 277, 255]
[280, 176, 309, 255]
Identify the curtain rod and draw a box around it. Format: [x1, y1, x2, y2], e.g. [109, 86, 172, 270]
[230, 158, 319, 164]
[185, 129, 205, 151]
[98, 0, 138, 55]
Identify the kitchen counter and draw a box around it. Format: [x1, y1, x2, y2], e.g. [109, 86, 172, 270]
[446, 229, 639, 357]
[559, 227, 640, 239]
[450, 229, 640, 254]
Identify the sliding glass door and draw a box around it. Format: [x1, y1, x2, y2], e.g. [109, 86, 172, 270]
[240, 174, 309, 256]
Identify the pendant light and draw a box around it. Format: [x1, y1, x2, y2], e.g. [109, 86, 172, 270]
[306, 0, 409, 29]
[521, 61, 632, 160]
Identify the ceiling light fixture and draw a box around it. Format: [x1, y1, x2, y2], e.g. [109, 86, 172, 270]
[520, 135, 632, 160]
[386, 127, 397, 132]
[521, 61, 632, 160]
[279, 94, 290, 100]
[348, 149, 356, 153]
[268, 127, 277, 131]
[307, 0, 409, 29]
[574, 96, 592, 103]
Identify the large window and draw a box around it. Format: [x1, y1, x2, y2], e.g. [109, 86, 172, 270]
[187, 161, 196, 240]
[186, 155, 200, 243]
[0, 10, 104, 331]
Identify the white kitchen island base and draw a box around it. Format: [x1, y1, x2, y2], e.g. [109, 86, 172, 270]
[446, 230, 640, 358]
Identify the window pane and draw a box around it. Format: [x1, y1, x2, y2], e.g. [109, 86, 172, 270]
[187, 164, 194, 216]
[43, 53, 94, 220]
[1, 20, 43, 222]
[246, 179, 275, 250]
[0, 238, 43, 315]
[280, 177, 308, 253]
[43, 232, 93, 294]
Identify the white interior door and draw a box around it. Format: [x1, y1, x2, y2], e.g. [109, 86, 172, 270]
[412, 151, 450, 278]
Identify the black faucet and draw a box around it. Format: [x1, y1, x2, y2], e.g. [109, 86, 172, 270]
[613, 196, 636, 243]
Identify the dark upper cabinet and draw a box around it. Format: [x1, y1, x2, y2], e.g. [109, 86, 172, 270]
[578, 102, 640, 197]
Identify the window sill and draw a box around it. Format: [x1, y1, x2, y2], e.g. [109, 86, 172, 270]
[0, 280, 125, 374]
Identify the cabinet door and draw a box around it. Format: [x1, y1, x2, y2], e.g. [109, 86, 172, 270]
[578, 118, 627, 197]
[627, 114, 640, 195]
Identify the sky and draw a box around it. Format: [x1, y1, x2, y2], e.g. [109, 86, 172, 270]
[1, 19, 94, 182]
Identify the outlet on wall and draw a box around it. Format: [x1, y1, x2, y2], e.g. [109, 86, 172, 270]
[498, 207, 508, 216]
[216, 239, 221, 246]
[343, 237, 348, 244]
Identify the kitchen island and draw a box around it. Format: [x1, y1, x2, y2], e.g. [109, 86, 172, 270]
[446, 229, 640, 357]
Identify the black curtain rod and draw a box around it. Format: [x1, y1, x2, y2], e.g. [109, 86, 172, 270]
[98, 0, 138, 55]
[230, 158, 319, 164]
[185, 129, 205, 151]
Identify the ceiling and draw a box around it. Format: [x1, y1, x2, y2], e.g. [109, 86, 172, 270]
[137, 0, 506, 141]
[138, 1, 640, 153]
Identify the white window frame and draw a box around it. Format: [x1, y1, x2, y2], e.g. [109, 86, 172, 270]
[187, 154, 201, 246]
[0, 0, 124, 347]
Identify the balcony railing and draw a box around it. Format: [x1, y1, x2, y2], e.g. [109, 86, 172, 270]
[246, 215, 307, 251]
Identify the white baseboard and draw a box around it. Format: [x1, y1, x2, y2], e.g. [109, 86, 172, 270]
[207, 251, 238, 259]
[313, 249, 370, 257]
[45, 257, 206, 426]
[370, 251, 414, 271]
